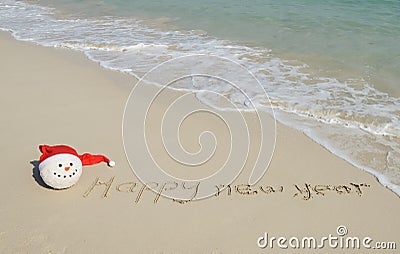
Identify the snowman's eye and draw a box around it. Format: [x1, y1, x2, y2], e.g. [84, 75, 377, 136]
[58, 164, 62, 167]
[70, 163, 73, 166]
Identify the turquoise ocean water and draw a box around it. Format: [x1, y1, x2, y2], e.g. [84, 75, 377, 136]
[1, 0, 399, 194]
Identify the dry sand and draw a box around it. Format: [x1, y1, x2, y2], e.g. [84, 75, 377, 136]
[0, 31, 399, 253]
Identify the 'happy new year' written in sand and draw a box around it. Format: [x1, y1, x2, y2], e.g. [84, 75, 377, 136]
[82, 176, 371, 204]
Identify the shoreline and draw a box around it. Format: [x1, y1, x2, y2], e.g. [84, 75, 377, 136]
[2, 0, 400, 198]
[1, 30, 399, 253]
[275, 111, 400, 197]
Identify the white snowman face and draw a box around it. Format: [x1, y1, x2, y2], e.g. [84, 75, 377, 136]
[39, 154, 83, 189]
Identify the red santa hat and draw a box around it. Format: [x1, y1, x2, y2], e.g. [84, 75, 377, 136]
[39, 144, 115, 167]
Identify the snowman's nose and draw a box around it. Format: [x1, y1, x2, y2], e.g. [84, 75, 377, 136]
[64, 166, 70, 171]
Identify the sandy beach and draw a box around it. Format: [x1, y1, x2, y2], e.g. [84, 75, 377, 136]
[0, 30, 399, 253]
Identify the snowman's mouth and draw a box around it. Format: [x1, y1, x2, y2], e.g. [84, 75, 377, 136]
[53, 168, 79, 178]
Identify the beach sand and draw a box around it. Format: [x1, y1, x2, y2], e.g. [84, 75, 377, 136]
[0, 31, 399, 253]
